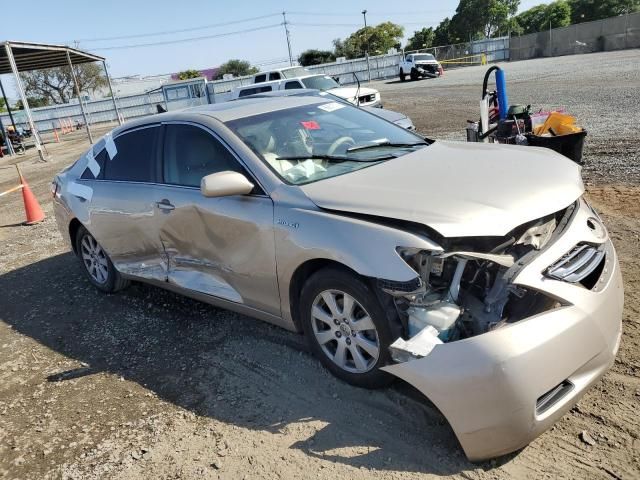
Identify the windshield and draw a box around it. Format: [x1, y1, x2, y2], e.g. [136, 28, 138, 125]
[280, 67, 310, 78]
[300, 75, 340, 91]
[226, 100, 427, 185]
[413, 54, 436, 62]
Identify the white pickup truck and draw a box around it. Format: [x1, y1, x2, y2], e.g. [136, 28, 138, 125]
[233, 67, 382, 107]
[398, 53, 443, 81]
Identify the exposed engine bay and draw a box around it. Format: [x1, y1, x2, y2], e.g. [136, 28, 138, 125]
[384, 207, 573, 362]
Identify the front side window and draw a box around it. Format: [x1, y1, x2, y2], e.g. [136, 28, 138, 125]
[103, 126, 160, 182]
[163, 124, 245, 187]
[269, 72, 281, 81]
[226, 101, 427, 185]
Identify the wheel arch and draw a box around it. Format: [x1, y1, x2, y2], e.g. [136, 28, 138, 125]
[288, 258, 361, 332]
[68, 218, 83, 255]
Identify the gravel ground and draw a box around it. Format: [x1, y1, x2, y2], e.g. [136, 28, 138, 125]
[1, 51, 639, 480]
[376, 49, 640, 184]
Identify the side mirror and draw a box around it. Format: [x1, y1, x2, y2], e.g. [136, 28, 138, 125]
[200, 171, 254, 198]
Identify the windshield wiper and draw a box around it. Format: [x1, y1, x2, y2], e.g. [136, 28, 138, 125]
[346, 141, 428, 153]
[276, 154, 394, 163]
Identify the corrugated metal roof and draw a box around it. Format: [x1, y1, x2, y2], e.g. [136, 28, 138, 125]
[0, 41, 104, 74]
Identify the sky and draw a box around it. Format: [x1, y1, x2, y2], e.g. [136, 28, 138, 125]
[2, 0, 543, 80]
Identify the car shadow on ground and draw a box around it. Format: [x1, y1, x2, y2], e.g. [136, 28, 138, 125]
[0, 253, 519, 475]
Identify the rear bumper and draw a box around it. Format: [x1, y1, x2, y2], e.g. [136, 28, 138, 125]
[383, 200, 624, 460]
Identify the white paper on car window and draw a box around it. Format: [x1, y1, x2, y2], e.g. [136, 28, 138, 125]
[318, 102, 345, 112]
[105, 133, 118, 160]
[67, 181, 93, 202]
[86, 148, 100, 177]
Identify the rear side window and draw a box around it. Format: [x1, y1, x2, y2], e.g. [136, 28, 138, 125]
[163, 124, 246, 187]
[254, 74, 267, 83]
[238, 85, 272, 97]
[285, 81, 303, 90]
[103, 126, 160, 182]
[80, 149, 107, 180]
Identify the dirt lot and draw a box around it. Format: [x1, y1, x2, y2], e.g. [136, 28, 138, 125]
[1, 51, 639, 479]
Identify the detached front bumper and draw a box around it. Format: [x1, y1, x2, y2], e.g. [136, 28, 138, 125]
[382, 200, 624, 461]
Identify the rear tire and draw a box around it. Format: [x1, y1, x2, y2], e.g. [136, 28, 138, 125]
[300, 267, 394, 389]
[75, 226, 130, 293]
[399, 69, 406, 82]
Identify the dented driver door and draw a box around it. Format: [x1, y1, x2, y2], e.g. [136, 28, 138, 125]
[155, 123, 280, 316]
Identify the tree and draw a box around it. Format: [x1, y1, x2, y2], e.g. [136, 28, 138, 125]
[0, 97, 5, 112]
[515, 1, 571, 34]
[14, 97, 50, 109]
[214, 59, 259, 79]
[177, 69, 202, 80]
[434, 17, 453, 45]
[405, 27, 436, 51]
[568, 0, 639, 23]
[19, 63, 107, 105]
[298, 49, 336, 66]
[333, 22, 404, 59]
[449, 0, 520, 40]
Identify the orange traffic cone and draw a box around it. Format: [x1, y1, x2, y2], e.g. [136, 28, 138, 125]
[16, 167, 45, 225]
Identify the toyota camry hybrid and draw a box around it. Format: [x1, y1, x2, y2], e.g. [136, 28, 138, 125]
[52, 95, 623, 461]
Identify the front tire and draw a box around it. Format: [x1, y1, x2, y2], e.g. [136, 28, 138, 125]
[300, 267, 394, 389]
[410, 68, 419, 81]
[75, 226, 130, 293]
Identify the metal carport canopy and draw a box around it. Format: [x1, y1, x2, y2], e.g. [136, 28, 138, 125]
[0, 41, 123, 160]
[0, 41, 104, 74]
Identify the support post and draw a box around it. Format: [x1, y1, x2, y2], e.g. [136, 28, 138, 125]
[4, 44, 46, 161]
[0, 115, 15, 156]
[0, 79, 16, 156]
[66, 51, 93, 144]
[362, 10, 371, 83]
[102, 60, 122, 125]
[0, 77, 17, 132]
[282, 12, 294, 66]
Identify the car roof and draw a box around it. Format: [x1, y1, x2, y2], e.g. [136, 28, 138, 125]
[189, 95, 329, 122]
[112, 95, 333, 135]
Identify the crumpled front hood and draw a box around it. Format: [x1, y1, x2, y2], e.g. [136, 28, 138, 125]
[300, 141, 584, 238]
[328, 86, 378, 102]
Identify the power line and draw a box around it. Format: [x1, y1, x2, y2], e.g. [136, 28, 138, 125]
[290, 21, 440, 27]
[72, 13, 281, 43]
[288, 9, 452, 16]
[90, 23, 283, 51]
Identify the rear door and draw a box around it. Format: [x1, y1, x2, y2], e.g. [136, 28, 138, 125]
[81, 125, 166, 282]
[154, 122, 280, 315]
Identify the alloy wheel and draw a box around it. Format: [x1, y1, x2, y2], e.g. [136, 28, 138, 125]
[80, 234, 109, 285]
[310, 289, 380, 373]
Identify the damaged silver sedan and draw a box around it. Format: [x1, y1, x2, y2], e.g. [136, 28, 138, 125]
[52, 96, 623, 461]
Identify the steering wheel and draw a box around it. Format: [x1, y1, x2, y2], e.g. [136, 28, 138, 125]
[327, 136, 355, 156]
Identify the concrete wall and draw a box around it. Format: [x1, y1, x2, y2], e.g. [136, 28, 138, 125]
[511, 12, 640, 61]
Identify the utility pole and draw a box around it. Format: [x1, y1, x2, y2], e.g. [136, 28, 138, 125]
[362, 9, 371, 82]
[282, 11, 294, 66]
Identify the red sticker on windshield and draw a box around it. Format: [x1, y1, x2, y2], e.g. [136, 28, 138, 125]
[301, 120, 320, 130]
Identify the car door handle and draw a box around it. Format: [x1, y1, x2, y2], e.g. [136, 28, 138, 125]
[156, 199, 175, 211]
